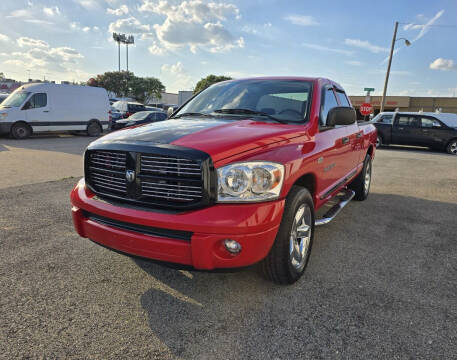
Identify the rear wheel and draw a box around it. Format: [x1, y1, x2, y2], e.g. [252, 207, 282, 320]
[446, 139, 457, 155]
[376, 135, 382, 148]
[87, 121, 102, 137]
[11, 122, 31, 139]
[260, 186, 314, 284]
[349, 154, 372, 201]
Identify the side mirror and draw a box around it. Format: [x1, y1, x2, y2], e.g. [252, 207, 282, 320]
[167, 107, 174, 118]
[327, 106, 356, 126]
[22, 101, 31, 110]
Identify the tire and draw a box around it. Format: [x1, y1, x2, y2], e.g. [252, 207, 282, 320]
[87, 121, 102, 137]
[10, 122, 31, 140]
[446, 139, 457, 155]
[260, 186, 315, 285]
[376, 135, 382, 148]
[349, 154, 372, 201]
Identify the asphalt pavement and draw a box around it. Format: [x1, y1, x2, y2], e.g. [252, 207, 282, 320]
[0, 137, 456, 359]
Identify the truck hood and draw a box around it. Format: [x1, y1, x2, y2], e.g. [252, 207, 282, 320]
[94, 117, 307, 162]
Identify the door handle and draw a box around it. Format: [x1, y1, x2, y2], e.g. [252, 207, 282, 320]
[342, 137, 349, 145]
[43, 110, 49, 113]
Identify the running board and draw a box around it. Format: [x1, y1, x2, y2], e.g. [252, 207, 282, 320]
[315, 189, 355, 226]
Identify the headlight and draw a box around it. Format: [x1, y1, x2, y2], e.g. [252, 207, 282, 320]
[0, 113, 7, 120]
[217, 161, 284, 202]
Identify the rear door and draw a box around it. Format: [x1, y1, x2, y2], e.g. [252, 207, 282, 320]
[392, 115, 421, 145]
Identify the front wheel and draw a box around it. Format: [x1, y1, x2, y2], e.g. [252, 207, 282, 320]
[446, 139, 457, 155]
[11, 122, 31, 139]
[260, 186, 314, 284]
[376, 135, 382, 148]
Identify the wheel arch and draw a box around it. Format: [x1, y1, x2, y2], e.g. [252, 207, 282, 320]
[290, 172, 316, 200]
[11, 120, 33, 135]
[367, 144, 374, 158]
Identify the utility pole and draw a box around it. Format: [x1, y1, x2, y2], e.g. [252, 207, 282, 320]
[380, 21, 398, 113]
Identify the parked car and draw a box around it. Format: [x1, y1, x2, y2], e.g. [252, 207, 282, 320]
[0, 93, 9, 104]
[111, 110, 168, 130]
[0, 83, 109, 139]
[145, 106, 163, 112]
[372, 111, 457, 154]
[70, 77, 377, 284]
[112, 101, 146, 118]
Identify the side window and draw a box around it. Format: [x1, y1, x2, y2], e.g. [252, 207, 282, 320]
[379, 115, 393, 124]
[158, 113, 167, 121]
[397, 116, 419, 127]
[22, 93, 47, 110]
[336, 91, 350, 107]
[320, 88, 339, 126]
[421, 117, 441, 128]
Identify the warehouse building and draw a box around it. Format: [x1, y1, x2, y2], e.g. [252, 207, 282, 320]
[349, 95, 457, 119]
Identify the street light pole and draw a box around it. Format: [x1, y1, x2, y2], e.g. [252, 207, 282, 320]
[380, 21, 398, 113]
[126, 43, 128, 72]
[118, 40, 121, 72]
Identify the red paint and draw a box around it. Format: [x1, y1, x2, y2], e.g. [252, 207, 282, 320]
[70, 77, 377, 269]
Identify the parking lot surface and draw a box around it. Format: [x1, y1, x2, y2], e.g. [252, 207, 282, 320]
[0, 138, 456, 359]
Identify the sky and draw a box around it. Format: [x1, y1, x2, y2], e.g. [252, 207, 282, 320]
[0, 0, 457, 96]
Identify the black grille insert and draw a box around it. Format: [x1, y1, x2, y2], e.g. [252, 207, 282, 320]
[85, 146, 214, 210]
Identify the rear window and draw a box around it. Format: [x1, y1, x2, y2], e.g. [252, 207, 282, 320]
[128, 104, 146, 112]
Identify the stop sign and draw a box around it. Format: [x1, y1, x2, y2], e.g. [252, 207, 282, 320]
[360, 103, 373, 116]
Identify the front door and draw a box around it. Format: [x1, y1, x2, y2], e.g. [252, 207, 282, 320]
[22, 93, 50, 131]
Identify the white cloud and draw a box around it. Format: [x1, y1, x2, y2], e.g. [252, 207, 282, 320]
[403, 10, 444, 42]
[345, 60, 363, 66]
[107, 5, 129, 16]
[108, 16, 150, 34]
[17, 37, 50, 48]
[302, 43, 353, 56]
[284, 14, 319, 26]
[344, 38, 388, 54]
[148, 42, 167, 56]
[430, 58, 457, 71]
[138, 0, 243, 53]
[7, 7, 54, 25]
[0, 34, 10, 43]
[161, 61, 194, 92]
[43, 6, 60, 16]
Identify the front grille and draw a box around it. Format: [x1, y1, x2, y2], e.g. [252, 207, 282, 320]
[88, 151, 127, 196]
[85, 147, 212, 210]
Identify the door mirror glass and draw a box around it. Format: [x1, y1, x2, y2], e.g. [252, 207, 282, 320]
[326, 106, 356, 126]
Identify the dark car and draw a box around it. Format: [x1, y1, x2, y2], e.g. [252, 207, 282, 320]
[0, 93, 9, 104]
[372, 112, 457, 154]
[112, 101, 146, 118]
[111, 110, 168, 130]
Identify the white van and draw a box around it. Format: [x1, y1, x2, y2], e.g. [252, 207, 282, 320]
[0, 83, 110, 139]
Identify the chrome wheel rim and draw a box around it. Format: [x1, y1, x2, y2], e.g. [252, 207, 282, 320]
[364, 161, 371, 195]
[450, 142, 457, 155]
[376, 136, 381, 148]
[289, 204, 312, 271]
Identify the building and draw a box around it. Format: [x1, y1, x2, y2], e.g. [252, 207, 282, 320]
[349, 95, 457, 118]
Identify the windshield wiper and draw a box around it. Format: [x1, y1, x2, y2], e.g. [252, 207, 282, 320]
[213, 108, 288, 124]
[172, 112, 213, 119]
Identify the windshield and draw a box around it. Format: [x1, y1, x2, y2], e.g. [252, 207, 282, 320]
[128, 111, 150, 120]
[175, 79, 312, 123]
[1, 91, 30, 107]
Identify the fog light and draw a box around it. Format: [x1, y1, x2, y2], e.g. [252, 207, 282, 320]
[224, 239, 242, 254]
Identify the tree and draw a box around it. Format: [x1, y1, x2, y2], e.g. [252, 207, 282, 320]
[86, 71, 164, 103]
[193, 75, 232, 94]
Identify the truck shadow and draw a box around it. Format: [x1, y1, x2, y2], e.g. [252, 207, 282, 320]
[134, 192, 457, 359]
[379, 144, 453, 157]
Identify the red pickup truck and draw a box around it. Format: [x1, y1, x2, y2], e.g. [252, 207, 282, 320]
[71, 77, 377, 284]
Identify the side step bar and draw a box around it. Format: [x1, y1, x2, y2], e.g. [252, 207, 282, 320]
[315, 189, 355, 226]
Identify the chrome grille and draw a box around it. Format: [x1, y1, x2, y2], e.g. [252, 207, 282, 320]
[140, 154, 201, 177]
[88, 151, 127, 195]
[86, 149, 206, 209]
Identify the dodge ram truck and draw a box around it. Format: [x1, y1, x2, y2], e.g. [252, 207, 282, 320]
[71, 77, 377, 284]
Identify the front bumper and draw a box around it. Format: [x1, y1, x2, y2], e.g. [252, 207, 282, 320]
[0, 122, 12, 135]
[70, 178, 284, 270]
